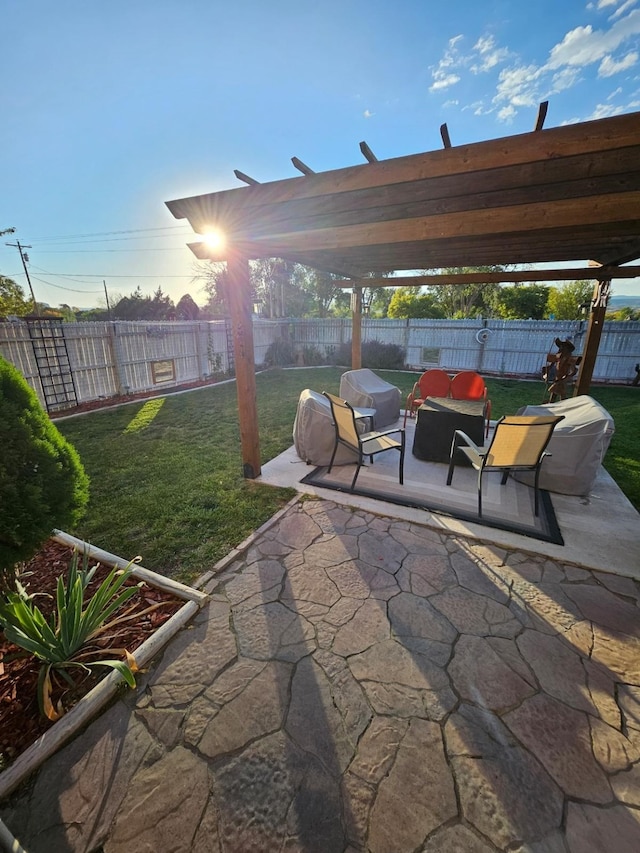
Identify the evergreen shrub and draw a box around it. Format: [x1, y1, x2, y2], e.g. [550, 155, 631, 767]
[326, 339, 406, 370]
[264, 338, 296, 367]
[0, 357, 90, 579]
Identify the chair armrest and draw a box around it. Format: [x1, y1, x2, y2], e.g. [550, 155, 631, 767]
[365, 426, 405, 440]
[450, 428, 483, 455]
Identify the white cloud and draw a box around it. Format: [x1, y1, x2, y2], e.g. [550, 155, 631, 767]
[598, 50, 639, 75]
[497, 104, 517, 122]
[363, 109, 374, 118]
[495, 64, 543, 107]
[608, 85, 624, 96]
[443, 99, 459, 107]
[430, 72, 461, 91]
[471, 34, 510, 72]
[609, 1, 638, 21]
[547, 10, 640, 69]
[597, 0, 620, 8]
[429, 35, 465, 92]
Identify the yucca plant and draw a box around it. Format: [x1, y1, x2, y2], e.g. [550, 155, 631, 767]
[0, 548, 142, 721]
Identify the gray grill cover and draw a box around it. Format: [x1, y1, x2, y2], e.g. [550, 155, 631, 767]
[339, 369, 401, 428]
[293, 389, 360, 467]
[514, 395, 615, 495]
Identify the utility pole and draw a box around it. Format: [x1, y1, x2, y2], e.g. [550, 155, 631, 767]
[103, 280, 112, 319]
[6, 240, 36, 310]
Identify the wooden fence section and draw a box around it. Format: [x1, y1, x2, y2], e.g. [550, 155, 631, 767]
[1, 317, 638, 411]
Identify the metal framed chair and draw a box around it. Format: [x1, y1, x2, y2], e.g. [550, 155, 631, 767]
[446, 414, 565, 517]
[323, 392, 405, 492]
[404, 369, 451, 426]
[450, 371, 492, 437]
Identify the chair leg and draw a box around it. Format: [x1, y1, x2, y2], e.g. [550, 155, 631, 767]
[446, 455, 456, 485]
[534, 465, 541, 516]
[477, 469, 483, 518]
[398, 443, 405, 486]
[327, 442, 338, 474]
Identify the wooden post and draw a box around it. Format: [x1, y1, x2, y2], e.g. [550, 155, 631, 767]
[351, 287, 362, 369]
[226, 250, 261, 478]
[575, 279, 610, 396]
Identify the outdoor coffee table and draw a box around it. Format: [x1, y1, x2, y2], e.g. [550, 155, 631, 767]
[412, 396, 485, 462]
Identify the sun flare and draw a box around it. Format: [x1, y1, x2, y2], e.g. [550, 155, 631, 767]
[199, 229, 225, 251]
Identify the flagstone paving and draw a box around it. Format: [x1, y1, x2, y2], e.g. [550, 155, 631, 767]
[2, 498, 640, 852]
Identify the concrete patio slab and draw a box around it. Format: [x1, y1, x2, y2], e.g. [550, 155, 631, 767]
[2, 498, 639, 852]
[259, 416, 640, 580]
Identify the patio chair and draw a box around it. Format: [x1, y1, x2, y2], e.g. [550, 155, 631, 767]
[446, 414, 564, 518]
[403, 368, 451, 426]
[323, 392, 405, 492]
[450, 370, 492, 437]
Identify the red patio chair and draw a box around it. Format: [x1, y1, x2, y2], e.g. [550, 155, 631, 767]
[450, 371, 492, 437]
[404, 369, 451, 426]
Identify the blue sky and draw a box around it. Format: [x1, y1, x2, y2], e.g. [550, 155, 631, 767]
[2, 0, 639, 308]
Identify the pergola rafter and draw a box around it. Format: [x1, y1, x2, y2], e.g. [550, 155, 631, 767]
[166, 109, 640, 478]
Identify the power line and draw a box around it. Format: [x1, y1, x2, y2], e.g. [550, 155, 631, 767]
[29, 247, 190, 253]
[31, 275, 102, 294]
[19, 271, 196, 278]
[24, 225, 194, 242]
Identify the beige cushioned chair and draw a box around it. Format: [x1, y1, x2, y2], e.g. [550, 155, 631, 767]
[447, 414, 564, 518]
[323, 392, 405, 492]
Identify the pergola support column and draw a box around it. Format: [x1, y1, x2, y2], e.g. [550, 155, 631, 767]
[226, 250, 261, 478]
[351, 287, 363, 369]
[575, 279, 611, 396]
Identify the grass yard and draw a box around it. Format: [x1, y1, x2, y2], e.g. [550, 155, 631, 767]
[57, 367, 639, 584]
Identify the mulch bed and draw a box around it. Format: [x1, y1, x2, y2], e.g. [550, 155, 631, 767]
[0, 539, 185, 769]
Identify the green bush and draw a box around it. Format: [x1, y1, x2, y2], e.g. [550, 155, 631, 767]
[264, 338, 296, 367]
[0, 357, 90, 579]
[301, 344, 324, 366]
[326, 339, 406, 370]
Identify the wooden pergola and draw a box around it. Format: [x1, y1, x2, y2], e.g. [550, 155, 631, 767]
[166, 108, 640, 478]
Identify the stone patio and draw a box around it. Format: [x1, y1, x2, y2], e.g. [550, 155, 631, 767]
[2, 498, 640, 852]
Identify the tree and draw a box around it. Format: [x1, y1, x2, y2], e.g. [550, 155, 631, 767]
[426, 266, 509, 318]
[0, 356, 89, 583]
[388, 286, 445, 319]
[0, 275, 31, 317]
[111, 287, 175, 321]
[493, 284, 550, 319]
[175, 293, 200, 320]
[547, 280, 594, 320]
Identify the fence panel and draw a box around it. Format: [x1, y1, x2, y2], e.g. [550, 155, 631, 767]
[1, 317, 638, 410]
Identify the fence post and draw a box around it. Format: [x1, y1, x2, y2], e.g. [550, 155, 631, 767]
[108, 323, 126, 395]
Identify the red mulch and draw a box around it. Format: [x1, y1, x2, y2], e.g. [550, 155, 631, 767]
[0, 540, 185, 769]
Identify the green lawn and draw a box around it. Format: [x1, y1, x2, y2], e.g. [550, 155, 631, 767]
[57, 368, 639, 584]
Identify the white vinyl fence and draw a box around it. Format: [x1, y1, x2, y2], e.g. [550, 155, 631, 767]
[1, 316, 638, 412]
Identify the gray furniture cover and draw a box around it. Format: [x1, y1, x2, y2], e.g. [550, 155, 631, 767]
[293, 389, 360, 467]
[514, 395, 615, 495]
[339, 369, 401, 428]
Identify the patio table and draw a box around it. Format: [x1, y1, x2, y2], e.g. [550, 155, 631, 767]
[412, 396, 485, 462]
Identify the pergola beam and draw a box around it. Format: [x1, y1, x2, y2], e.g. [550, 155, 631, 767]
[291, 157, 315, 175]
[534, 101, 549, 131]
[440, 123, 452, 148]
[359, 141, 378, 163]
[332, 266, 640, 288]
